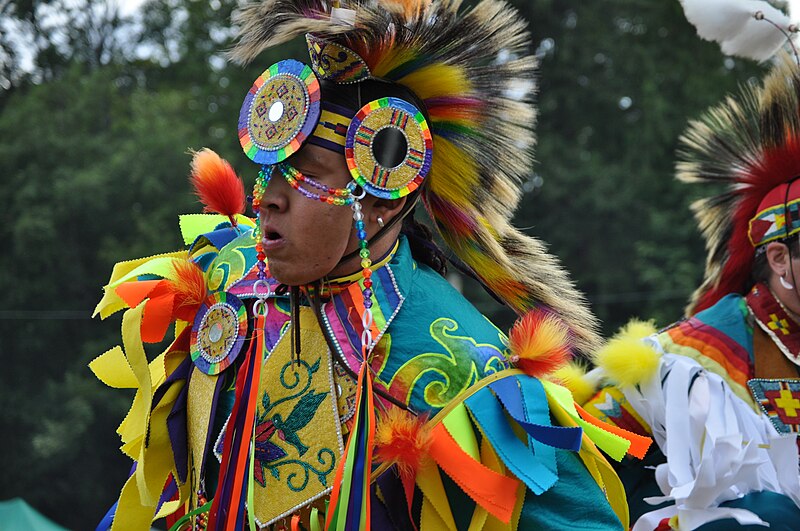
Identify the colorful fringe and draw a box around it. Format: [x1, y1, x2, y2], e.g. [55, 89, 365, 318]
[326, 362, 376, 531]
[402, 370, 650, 529]
[207, 313, 266, 530]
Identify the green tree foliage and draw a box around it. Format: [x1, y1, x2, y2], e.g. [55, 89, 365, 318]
[0, 0, 772, 527]
[511, 1, 764, 332]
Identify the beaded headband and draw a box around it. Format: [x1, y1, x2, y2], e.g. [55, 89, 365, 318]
[749, 181, 800, 247]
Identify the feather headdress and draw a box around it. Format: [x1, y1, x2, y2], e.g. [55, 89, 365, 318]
[230, 0, 600, 352]
[679, 54, 800, 314]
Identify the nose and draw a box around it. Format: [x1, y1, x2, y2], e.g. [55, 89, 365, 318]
[259, 166, 289, 216]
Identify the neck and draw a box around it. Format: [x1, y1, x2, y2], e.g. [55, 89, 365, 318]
[328, 230, 400, 279]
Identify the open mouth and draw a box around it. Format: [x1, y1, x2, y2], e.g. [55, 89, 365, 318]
[262, 229, 285, 250]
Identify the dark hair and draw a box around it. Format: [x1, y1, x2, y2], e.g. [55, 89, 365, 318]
[319, 78, 430, 121]
[401, 214, 448, 277]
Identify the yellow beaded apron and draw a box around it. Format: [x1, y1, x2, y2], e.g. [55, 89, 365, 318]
[188, 307, 345, 527]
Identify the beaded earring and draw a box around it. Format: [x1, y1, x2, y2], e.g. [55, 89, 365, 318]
[252, 165, 271, 283]
[349, 186, 375, 359]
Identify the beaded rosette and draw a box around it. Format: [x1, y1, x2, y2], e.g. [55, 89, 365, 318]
[238, 59, 321, 165]
[345, 97, 432, 199]
[190, 292, 248, 375]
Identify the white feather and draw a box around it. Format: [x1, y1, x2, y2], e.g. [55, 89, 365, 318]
[679, 0, 796, 61]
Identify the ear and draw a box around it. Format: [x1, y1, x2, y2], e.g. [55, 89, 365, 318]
[370, 196, 407, 226]
[765, 241, 791, 278]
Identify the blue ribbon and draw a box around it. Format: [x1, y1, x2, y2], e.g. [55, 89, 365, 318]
[465, 387, 558, 494]
[489, 375, 582, 452]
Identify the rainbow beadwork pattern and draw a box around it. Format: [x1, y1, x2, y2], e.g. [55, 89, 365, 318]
[238, 59, 321, 165]
[345, 97, 432, 199]
[190, 291, 248, 375]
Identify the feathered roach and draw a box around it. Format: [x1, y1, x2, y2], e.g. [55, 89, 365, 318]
[228, 0, 601, 352]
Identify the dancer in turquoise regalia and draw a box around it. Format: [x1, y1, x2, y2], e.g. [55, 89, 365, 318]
[91, 0, 649, 529]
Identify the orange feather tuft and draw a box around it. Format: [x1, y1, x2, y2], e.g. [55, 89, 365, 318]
[508, 311, 572, 378]
[168, 259, 207, 321]
[189, 148, 246, 224]
[374, 407, 431, 480]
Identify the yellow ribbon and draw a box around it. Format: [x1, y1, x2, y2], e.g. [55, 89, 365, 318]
[90, 302, 189, 528]
[178, 213, 255, 245]
[93, 251, 188, 319]
[541, 380, 632, 461]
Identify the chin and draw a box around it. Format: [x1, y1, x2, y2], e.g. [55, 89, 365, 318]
[267, 260, 327, 287]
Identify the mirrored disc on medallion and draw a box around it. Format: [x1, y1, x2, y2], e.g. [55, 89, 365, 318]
[238, 59, 321, 165]
[345, 97, 433, 199]
[190, 292, 248, 375]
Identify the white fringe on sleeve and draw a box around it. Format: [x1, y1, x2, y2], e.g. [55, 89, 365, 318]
[624, 339, 800, 530]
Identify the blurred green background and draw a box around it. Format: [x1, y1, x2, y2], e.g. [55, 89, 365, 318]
[0, 0, 766, 528]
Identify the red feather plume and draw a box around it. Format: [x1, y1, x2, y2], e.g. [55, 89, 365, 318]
[189, 148, 246, 226]
[695, 138, 800, 313]
[508, 310, 571, 378]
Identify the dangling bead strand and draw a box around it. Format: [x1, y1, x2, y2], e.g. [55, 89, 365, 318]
[352, 198, 375, 360]
[253, 165, 270, 281]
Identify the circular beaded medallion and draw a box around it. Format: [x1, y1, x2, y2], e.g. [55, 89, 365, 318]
[190, 292, 248, 375]
[238, 59, 321, 165]
[345, 97, 433, 199]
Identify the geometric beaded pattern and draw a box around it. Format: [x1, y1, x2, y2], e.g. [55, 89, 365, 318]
[306, 33, 371, 84]
[748, 378, 800, 434]
[190, 292, 248, 375]
[748, 198, 800, 247]
[345, 97, 433, 199]
[238, 59, 321, 165]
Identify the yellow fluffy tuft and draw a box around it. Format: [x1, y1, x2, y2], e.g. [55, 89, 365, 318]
[397, 63, 471, 101]
[619, 319, 658, 341]
[594, 319, 661, 388]
[552, 362, 596, 405]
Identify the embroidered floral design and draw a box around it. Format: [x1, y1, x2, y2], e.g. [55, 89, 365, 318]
[252, 357, 336, 489]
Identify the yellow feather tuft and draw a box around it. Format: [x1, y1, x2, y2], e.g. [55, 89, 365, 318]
[552, 362, 596, 405]
[594, 319, 661, 388]
[397, 63, 471, 100]
[427, 138, 479, 208]
[619, 319, 658, 341]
